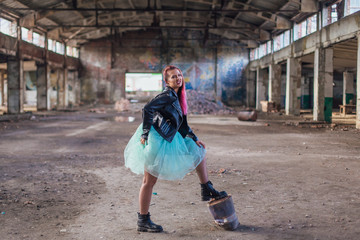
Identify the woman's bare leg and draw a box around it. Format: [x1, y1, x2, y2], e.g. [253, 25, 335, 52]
[196, 158, 227, 200]
[196, 158, 209, 184]
[139, 171, 158, 214]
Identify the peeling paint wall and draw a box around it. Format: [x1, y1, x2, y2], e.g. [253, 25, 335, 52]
[80, 30, 249, 105]
[217, 46, 248, 105]
[80, 40, 111, 103]
[49, 69, 58, 110]
[67, 70, 80, 107]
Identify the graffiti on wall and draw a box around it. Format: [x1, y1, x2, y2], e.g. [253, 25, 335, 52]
[217, 47, 249, 104]
[182, 63, 215, 91]
[139, 48, 162, 70]
[167, 47, 216, 92]
[80, 31, 250, 105]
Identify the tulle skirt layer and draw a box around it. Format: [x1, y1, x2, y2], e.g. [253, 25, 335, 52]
[124, 124, 206, 181]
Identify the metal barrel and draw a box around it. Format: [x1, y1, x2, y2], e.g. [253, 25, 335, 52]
[207, 195, 239, 231]
[237, 110, 257, 121]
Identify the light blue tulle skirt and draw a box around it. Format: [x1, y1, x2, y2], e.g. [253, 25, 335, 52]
[124, 124, 206, 181]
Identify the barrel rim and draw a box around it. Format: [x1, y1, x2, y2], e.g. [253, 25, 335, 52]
[207, 194, 232, 207]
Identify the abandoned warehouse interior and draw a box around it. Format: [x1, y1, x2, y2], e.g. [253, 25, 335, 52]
[0, 0, 360, 239]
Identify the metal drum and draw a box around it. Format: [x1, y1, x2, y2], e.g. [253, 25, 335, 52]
[237, 110, 257, 121]
[207, 195, 239, 231]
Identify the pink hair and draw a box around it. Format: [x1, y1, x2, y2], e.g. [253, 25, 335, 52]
[163, 65, 188, 115]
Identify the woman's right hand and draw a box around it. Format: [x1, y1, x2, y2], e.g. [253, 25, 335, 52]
[140, 137, 147, 145]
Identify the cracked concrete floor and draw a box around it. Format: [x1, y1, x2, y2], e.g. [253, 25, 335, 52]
[0, 106, 359, 240]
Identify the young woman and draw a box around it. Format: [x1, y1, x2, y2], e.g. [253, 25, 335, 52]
[124, 65, 227, 232]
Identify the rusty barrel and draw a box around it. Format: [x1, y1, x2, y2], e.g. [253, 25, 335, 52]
[207, 195, 239, 230]
[237, 110, 257, 121]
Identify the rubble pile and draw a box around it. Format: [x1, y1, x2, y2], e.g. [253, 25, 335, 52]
[186, 90, 236, 115]
[114, 98, 130, 112]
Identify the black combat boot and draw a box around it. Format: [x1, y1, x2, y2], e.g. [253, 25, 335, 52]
[201, 181, 228, 201]
[137, 212, 163, 232]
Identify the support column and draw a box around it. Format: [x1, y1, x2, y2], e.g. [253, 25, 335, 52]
[47, 65, 52, 110]
[268, 62, 282, 105]
[256, 67, 266, 110]
[356, 34, 360, 129]
[343, 71, 354, 105]
[7, 57, 24, 114]
[36, 63, 48, 110]
[63, 43, 68, 108]
[64, 68, 68, 107]
[246, 69, 256, 108]
[285, 57, 301, 115]
[0, 71, 4, 106]
[57, 69, 65, 109]
[314, 48, 333, 122]
[323, 48, 333, 123]
[74, 71, 81, 105]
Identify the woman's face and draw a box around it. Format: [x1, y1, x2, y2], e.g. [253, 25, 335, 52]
[165, 69, 183, 91]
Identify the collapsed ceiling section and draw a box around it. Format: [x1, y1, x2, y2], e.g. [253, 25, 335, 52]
[0, 0, 326, 47]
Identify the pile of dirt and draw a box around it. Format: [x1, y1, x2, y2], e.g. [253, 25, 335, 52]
[186, 90, 235, 115]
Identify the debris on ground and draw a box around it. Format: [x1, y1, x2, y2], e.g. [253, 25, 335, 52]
[88, 108, 106, 113]
[284, 121, 327, 128]
[114, 98, 130, 112]
[114, 116, 135, 123]
[23, 201, 35, 205]
[209, 168, 241, 175]
[260, 101, 281, 113]
[186, 90, 235, 115]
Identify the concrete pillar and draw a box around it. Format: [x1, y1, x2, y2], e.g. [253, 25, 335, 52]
[246, 69, 256, 108]
[356, 34, 360, 129]
[7, 57, 24, 114]
[285, 57, 301, 115]
[343, 71, 354, 105]
[74, 71, 81, 105]
[323, 48, 333, 123]
[268, 63, 282, 105]
[64, 68, 68, 107]
[256, 67, 267, 110]
[46, 66, 52, 110]
[57, 69, 65, 109]
[36, 63, 48, 110]
[110, 69, 124, 102]
[314, 48, 333, 122]
[0, 71, 4, 106]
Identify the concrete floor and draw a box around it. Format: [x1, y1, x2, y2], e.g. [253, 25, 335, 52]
[0, 105, 359, 240]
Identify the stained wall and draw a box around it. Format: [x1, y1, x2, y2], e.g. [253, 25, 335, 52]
[80, 30, 249, 106]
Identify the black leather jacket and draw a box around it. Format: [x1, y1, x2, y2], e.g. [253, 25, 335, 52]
[141, 87, 198, 143]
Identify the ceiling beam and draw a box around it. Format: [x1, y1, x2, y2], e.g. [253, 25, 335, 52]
[301, 0, 318, 12]
[42, 24, 255, 30]
[3, 7, 300, 13]
[223, 1, 273, 41]
[276, 16, 292, 29]
[230, 0, 295, 29]
[70, 36, 247, 41]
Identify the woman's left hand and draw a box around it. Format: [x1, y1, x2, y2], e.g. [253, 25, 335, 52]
[196, 140, 206, 149]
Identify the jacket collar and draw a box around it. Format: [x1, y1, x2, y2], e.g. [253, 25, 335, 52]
[165, 86, 178, 97]
[165, 86, 183, 116]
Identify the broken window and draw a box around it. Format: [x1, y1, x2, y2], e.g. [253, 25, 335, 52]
[125, 73, 163, 92]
